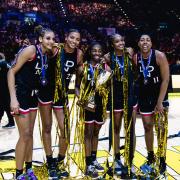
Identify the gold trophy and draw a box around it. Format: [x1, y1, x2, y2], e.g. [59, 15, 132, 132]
[96, 69, 112, 89]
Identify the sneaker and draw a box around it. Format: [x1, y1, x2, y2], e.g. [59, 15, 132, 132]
[130, 166, 137, 179]
[2, 122, 15, 129]
[57, 161, 69, 178]
[157, 173, 168, 180]
[26, 168, 38, 180]
[92, 160, 104, 172]
[159, 162, 167, 176]
[85, 165, 99, 179]
[47, 163, 59, 180]
[16, 174, 27, 180]
[114, 159, 124, 176]
[140, 161, 156, 175]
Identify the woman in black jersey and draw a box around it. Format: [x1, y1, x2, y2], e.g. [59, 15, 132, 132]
[38, 29, 83, 179]
[76, 42, 111, 179]
[134, 34, 169, 176]
[8, 26, 55, 180]
[104, 34, 137, 177]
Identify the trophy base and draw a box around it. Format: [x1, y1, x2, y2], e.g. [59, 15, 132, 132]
[84, 103, 96, 112]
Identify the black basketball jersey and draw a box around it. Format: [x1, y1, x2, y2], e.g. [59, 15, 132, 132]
[62, 48, 78, 90]
[137, 49, 163, 99]
[110, 53, 134, 98]
[45, 53, 56, 88]
[15, 45, 47, 91]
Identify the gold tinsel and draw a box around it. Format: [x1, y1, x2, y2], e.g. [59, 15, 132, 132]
[72, 62, 110, 175]
[54, 43, 70, 141]
[155, 109, 168, 173]
[122, 49, 132, 174]
[112, 50, 133, 174]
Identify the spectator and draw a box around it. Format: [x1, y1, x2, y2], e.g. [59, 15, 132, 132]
[0, 52, 15, 128]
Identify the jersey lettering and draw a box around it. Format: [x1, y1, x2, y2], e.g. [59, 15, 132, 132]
[35, 62, 48, 75]
[140, 65, 154, 77]
[64, 60, 74, 72]
[66, 73, 72, 80]
[153, 76, 159, 83]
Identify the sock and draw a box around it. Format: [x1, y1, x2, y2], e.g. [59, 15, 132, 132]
[147, 151, 155, 163]
[46, 155, 53, 167]
[16, 169, 23, 178]
[58, 154, 65, 163]
[115, 152, 120, 160]
[91, 151, 97, 161]
[25, 161, 32, 172]
[85, 156, 92, 166]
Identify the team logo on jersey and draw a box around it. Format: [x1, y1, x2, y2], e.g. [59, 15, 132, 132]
[64, 60, 74, 72]
[35, 62, 48, 75]
[140, 65, 154, 77]
[87, 69, 95, 86]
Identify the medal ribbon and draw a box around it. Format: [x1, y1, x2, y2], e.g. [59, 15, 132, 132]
[89, 64, 95, 86]
[37, 45, 47, 83]
[115, 55, 124, 75]
[140, 49, 152, 81]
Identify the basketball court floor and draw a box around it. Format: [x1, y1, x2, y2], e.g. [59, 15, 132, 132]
[0, 94, 179, 179]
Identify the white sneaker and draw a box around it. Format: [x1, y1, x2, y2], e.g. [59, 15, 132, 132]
[92, 160, 104, 172]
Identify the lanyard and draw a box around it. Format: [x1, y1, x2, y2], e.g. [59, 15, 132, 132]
[115, 55, 124, 75]
[140, 49, 152, 80]
[37, 45, 47, 85]
[89, 64, 95, 86]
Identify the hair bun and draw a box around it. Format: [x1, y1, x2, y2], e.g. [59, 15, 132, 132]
[34, 25, 43, 35]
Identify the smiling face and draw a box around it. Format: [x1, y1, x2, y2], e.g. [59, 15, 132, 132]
[112, 34, 125, 52]
[39, 31, 55, 52]
[138, 34, 152, 55]
[65, 32, 81, 50]
[91, 44, 103, 63]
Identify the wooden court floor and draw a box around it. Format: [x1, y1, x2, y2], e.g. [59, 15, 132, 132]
[0, 94, 179, 179]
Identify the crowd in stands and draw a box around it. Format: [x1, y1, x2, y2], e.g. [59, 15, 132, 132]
[67, 3, 112, 16]
[0, 0, 180, 74]
[2, 0, 58, 13]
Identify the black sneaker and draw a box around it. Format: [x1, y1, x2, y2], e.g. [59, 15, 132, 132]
[159, 162, 167, 175]
[85, 165, 99, 179]
[2, 122, 15, 129]
[92, 160, 104, 172]
[57, 161, 69, 179]
[47, 163, 59, 180]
